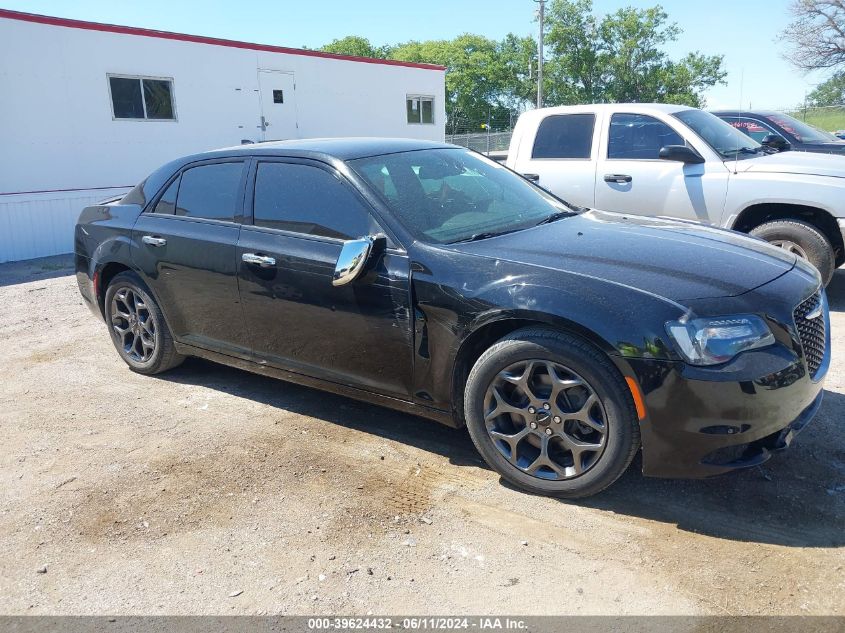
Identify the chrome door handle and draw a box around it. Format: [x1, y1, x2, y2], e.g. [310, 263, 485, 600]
[142, 235, 167, 247]
[523, 173, 540, 182]
[604, 174, 632, 184]
[242, 253, 276, 267]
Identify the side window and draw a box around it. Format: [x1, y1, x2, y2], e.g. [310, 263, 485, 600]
[532, 114, 595, 159]
[608, 113, 684, 160]
[253, 163, 377, 240]
[723, 117, 776, 143]
[175, 162, 244, 222]
[152, 177, 180, 214]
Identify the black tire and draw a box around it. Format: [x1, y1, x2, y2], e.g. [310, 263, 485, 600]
[464, 327, 640, 499]
[104, 271, 184, 375]
[750, 219, 835, 286]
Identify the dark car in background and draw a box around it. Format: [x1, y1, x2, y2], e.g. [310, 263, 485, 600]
[713, 110, 845, 155]
[75, 139, 829, 498]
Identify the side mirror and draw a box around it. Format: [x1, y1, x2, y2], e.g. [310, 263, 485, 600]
[658, 145, 705, 164]
[761, 134, 791, 152]
[332, 236, 374, 287]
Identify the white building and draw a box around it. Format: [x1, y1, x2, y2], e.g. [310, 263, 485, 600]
[0, 9, 446, 263]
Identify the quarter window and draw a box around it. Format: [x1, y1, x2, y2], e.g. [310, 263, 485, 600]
[153, 177, 180, 214]
[253, 163, 377, 240]
[407, 95, 435, 124]
[109, 75, 176, 120]
[175, 162, 244, 222]
[532, 114, 596, 159]
[608, 113, 684, 159]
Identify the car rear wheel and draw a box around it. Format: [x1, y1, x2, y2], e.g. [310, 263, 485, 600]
[464, 327, 640, 498]
[750, 219, 835, 286]
[104, 271, 184, 375]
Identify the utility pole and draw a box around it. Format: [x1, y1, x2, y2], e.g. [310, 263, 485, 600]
[535, 0, 545, 108]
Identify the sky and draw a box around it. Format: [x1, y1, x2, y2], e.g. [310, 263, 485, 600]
[1, 0, 832, 110]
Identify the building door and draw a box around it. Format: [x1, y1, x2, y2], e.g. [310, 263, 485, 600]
[257, 70, 298, 141]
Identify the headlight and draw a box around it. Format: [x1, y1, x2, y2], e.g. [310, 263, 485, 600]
[665, 315, 775, 366]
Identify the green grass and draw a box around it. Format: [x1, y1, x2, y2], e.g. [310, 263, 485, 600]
[787, 108, 845, 133]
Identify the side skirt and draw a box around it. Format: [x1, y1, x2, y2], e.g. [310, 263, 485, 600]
[173, 341, 458, 428]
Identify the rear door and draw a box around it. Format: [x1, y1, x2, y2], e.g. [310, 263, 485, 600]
[257, 70, 298, 141]
[512, 111, 601, 208]
[593, 112, 729, 224]
[132, 159, 251, 358]
[237, 158, 414, 398]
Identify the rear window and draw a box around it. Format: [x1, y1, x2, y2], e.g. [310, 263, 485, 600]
[175, 162, 244, 222]
[531, 114, 595, 159]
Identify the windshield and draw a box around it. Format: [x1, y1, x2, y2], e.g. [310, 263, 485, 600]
[673, 109, 762, 158]
[349, 148, 573, 244]
[765, 113, 841, 143]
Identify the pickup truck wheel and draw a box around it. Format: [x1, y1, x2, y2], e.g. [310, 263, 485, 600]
[464, 328, 640, 499]
[104, 271, 185, 375]
[750, 220, 835, 285]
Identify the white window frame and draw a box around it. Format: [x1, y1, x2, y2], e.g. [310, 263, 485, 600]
[406, 94, 435, 125]
[107, 74, 178, 122]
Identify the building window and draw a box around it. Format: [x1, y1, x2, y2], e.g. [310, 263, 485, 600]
[108, 75, 176, 121]
[407, 95, 434, 124]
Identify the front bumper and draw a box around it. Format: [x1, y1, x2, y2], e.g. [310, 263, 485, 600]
[631, 350, 825, 479]
[627, 273, 830, 479]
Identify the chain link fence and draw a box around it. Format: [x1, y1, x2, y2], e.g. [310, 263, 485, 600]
[445, 130, 513, 152]
[780, 104, 845, 133]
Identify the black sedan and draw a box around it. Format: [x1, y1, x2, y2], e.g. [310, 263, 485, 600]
[75, 139, 830, 498]
[713, 110, 845, 155]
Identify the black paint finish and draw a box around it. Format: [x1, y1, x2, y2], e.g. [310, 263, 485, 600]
[75, 139, 830, 480]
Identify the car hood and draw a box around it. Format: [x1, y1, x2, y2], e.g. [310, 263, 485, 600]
[448, 210, 796, 302]
[799, 142, 845, 154]
[733, 150, 845, 177]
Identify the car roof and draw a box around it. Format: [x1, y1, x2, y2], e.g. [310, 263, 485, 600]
[179, 137, 458, 163]
[710, 110, 782, 117]
[518, 103, 694, 122]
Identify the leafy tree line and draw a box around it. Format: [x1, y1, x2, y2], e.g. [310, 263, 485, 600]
[320, 0, 726, 133]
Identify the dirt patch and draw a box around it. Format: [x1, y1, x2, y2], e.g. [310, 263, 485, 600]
[0, 259, 844, 615]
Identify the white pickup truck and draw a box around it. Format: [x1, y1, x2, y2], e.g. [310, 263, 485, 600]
[505, 103, 845, 284]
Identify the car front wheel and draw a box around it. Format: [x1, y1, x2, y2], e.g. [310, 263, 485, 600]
[750, 219, 835, 286]
[104, 271, 184, 375]
[464, 327, 641, 498]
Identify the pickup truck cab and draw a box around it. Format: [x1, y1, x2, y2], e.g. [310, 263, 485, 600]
[506, 103, 845, 284]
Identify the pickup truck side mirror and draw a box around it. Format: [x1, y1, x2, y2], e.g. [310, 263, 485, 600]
[658, 145, 705, 164]
[761, 134, 791, 152]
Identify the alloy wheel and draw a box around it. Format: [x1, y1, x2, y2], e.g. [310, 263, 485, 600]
[770, 239, 808, 259]
[110, 287, 156, 363]
[483, 360, 607, 480]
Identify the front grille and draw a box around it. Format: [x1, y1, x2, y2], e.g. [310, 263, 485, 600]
[793, 291, 826, 378]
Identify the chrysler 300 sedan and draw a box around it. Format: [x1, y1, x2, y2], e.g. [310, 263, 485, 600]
[75, 139, 830, 498]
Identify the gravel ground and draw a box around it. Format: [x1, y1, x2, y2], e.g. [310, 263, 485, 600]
[0, 255, 843, 616]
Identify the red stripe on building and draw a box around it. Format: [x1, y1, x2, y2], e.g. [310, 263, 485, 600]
[0, 8, 446, 72]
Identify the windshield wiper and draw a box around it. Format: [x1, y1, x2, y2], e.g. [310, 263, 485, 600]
[534, 210, 573, 226]
[450, 230, 517, 244]
[726, 146, 760, 156]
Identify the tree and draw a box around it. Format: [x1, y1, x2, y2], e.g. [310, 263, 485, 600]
[782, 0, 845, 71]
[320, 36, 391, 59]
[390, 34, 536, 133]
[543, 0, 726, 107]
[808, 71, 845, 105]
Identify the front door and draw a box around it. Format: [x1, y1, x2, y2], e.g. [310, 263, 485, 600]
[131, 159, 251, 359]
[257, 70, 298, 141]
[237, 159, 414, 398]
[593, 112, 729, 224]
